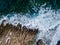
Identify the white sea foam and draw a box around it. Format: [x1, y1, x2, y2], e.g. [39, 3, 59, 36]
[0, 6, 60, 45]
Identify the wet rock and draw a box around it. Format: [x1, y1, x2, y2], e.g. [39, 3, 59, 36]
[57, 40, 60, 45]
[0, 20, 6, 37]
[22, 26, 28, 34]
[28, 28, 38, 35]
[23, 26, 28, 30]
[37, 39, 43, 45]
[5, 23, 13, 29]
[33, 29, 38, 34]
[0, 22, 38, 45]
[0, 20, 6, 30]
[17, 23, 22, 30]
[1, 20, 6, 27]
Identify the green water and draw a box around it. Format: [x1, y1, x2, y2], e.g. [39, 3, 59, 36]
[0, 0, 60, 15]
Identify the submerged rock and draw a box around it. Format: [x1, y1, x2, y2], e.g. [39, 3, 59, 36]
[0, 21, 38, 45]
[36, 39, 44, 45]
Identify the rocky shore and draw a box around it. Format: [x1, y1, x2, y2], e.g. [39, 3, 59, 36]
[0, 20, 38, 45]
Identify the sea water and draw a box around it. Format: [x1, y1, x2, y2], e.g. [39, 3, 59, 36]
[0, 4, 60, 45]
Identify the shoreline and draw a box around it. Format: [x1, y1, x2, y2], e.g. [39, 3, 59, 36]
[0, 20, 38, 45]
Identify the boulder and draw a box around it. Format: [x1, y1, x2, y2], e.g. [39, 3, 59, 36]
[0, 21, 38, 45]
[36, 39, 43, 45]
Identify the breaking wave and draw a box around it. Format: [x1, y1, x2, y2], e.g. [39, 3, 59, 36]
[0, 4, 60, 45]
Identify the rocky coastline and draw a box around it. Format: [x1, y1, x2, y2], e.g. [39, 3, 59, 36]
[0, 20, 38, 45]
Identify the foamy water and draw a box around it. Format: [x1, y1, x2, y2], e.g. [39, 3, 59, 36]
[0, 5, 60, 45]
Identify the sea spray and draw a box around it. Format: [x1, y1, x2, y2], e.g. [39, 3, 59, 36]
[0, 5, 60, 45]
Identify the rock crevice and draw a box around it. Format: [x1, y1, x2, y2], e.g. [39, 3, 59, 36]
[0, 20, 38, 45]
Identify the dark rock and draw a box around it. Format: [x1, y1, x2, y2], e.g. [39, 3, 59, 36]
[37, 39, 43, 45]
[5, 23, 13, 29]
[23, 26, 28, 31]
[28, 28, 38, 35]
[0, 22, 38, 45]
[17, 23, 22, 30]
[1, 20, 6, 27]
[57, 40, 60, 45]
[22, 26, 28, 35]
